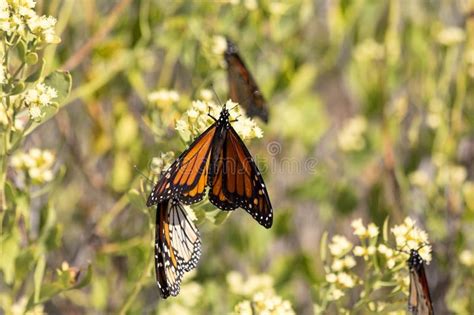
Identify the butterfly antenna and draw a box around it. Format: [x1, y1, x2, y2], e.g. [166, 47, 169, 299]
[395, 243, 410, 255]
[230, 114, 241, 123]
[133, 165, 155, 184]
[210, 84, 224, 108]
[416, 242, 429, 252]
[230, 103, 239, 111]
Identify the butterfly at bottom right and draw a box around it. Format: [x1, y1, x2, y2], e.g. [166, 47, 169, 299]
[407, 249, 434, 315]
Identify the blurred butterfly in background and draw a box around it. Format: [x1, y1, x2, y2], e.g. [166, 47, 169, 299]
[224, 38, 269, 123]
[407, 248, 434, 315]
[147, 103, 273, 228]
[155, 198, 201, 298]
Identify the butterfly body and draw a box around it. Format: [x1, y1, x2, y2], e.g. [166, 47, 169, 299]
[407, 249, 434, 315]
[224, 38, 269, 123]
[155, 198, 201, 298]
[147, 105, 273, 228]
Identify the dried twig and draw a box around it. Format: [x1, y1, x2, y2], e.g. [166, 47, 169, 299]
[61, 0, 133, 71]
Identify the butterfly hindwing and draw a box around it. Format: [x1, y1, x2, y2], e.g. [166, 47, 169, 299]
[208, 150, 239, 211]
[155, 199, 201, 298]
[225, 38, 269, 123]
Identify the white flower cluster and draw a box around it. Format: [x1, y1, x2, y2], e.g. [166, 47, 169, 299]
[391, 217, 432, 263]
[150, 151, 175, 176]
[23, 82, 57, 120]
[325, 235, 358, 301]
[227, 272, 295, 315]
[437, 26, 465, 46]
[176, 99, 263, 143]
[321, 217, 432, 305]
[233, 291, 295, 315]
[148, 89, 180, 108]
[227, 271, 274, 297]
[0, 0, 60, 44]
[11, 148, 55, 184]
[337, 116, 367, 152]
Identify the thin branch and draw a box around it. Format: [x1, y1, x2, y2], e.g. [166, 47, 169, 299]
[61, 0, 133, 71]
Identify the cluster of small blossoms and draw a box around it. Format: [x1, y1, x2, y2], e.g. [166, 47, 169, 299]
[227, 271, 274, 296]
[390, 218, 432, 291]
[227, 272, 295, 315]
[325, 235, 358, 301]
[0, 0, 60, 44]
[11, 297, 46, 315]
[212, 35, 227, 56]
[148, 89, 180, 108]
[460, 250, 474, 267]
[391, 217, 431, 262]
[23, 82, 58, 121]
[11, 148, 55, 184]
[353, 39, 385, 62]
[337, 116, 367, 152]
[175, 99, 263, 143]
[150, 151, 175, 176]
[320, 217, 431, 310]
[233, 291, 295, 315]
[352, 219, 379, 261]
[437, 26, 465, 46]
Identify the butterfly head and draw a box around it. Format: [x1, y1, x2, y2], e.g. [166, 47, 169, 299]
[217, 107, 231, 126]
[225, 37, 238, 56]
[407, 249, 424, 270]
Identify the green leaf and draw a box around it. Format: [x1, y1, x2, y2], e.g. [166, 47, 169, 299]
[34, 255, 46, 303]
[43, 70, 72, 106]
[0, 233, 20, 284]
[16, 40, 27, 61]
[214, 211, 230, 225]
[72, 264, 93, 290]
[31, 264, 93, 307]
[10, 82, 25, 95]
[25, 58, 45, 82]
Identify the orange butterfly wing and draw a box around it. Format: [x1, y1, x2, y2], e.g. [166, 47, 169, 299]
[208, 150, 238, 211]
[225, 39, 269, 123]
[209, 126, 273, 228]
[408, 251, 434, 315]
[147, 125, 216, 206]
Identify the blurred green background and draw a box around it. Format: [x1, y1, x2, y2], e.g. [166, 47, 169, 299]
[2, 0, 474, 314]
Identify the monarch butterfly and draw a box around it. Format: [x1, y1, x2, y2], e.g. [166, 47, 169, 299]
[407, 249, 434, 315]
[155, 198, 201, 298]
[224, 38, 269, 123]
[147, 104, 273, 228]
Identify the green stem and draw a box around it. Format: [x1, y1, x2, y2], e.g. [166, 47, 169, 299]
[0, 94, 11, 212]
[0, 152, 7, 212]
[11, 62, 26, 80]
[118, 249, 153, 315]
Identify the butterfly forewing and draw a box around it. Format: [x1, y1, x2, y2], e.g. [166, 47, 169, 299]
[147, 125, 216, 206]
[221, 127, 273, 228]
[225, 39, 269, 122]
[407, 250, 434, 315]
[155, 199, 201, 298]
